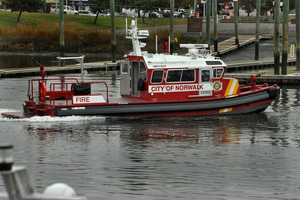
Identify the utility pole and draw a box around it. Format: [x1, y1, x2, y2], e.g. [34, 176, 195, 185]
[281, 0, 289, 75]
[170, 0, 174, 54]
[59, 0, 64, 58]
[255, 0, 260, 60]
[213, 0, 218, 53]
[274, 0, 280, 75]
[110, 0, 116, 62]
[296, 0, 300, 71]
[233, 0, 239, 46]
[206, 0, 211, 51]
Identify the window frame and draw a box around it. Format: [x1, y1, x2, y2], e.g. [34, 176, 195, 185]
[150, 70, 164, 84]
[181, 69, 196, 82]
[212, 68, 224, 78]
[200, 69, 211, 82]
[165, 69, 196, 83]
[120, 61, 130, 74]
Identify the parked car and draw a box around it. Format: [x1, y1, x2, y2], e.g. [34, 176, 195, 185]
[149, 11, 162, 18]
[64, 6, 78, 15]
[78, 10, 96, 17]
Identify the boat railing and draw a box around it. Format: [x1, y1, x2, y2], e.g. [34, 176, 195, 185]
[27, 78, 79, 102]
[27, 78, 110, 105]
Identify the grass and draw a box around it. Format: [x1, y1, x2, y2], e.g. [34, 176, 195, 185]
[0, 11, 187, 29]
[0, 11, 188, 53]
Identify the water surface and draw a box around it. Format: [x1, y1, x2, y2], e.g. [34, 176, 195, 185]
[0, 76, 300, 200]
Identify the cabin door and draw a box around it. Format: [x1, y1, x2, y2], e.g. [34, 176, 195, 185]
[199, 68, 213, 96]
[130, 62, 146, 96]
[120, 61, 131, 96]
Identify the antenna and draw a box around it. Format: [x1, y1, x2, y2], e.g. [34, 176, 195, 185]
[125, 18, 149, 56]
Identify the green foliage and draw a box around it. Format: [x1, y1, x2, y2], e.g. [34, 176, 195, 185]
[3, 0, 45, 12]
[289, 0, 295, 10]
[0, 11, 187, 52]
[175, 0, 193, 9]
[3, 0, 45, 22]
[0, 11, 186, 29]
[240, 0, 256, 16]
[261, 0, 275, 15]
[89, 0, 110, 13]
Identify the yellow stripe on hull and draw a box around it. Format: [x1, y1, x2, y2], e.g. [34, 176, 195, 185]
[225, 78, 239, 97]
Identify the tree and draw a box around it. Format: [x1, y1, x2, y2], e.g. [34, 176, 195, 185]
[89, 0, 110, 24]
[261, 0, 274, 15]
[175, 0, 193, 9]
[3, 0, 45, 23]
[289, 0, 295, 10]
[240, 0, 256, 16]
[90, 0, 123, 24]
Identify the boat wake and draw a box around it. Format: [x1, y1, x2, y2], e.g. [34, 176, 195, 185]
[0, 108, 105, 122]
[0, 108, 19, 116]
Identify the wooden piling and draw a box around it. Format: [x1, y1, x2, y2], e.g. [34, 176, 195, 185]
[213, 0, 218, 53]
[110, 0, 116, 62]
[206, 0, 211, 51]
[296, 0, 300, 71]
[233, 0, 239, 47]
[282, 0, 289, 75]
[170, 0, 174, 54]
[255, 0, 261, 60]
[59, 0, 64, 58]
[274, 0, 280, 75]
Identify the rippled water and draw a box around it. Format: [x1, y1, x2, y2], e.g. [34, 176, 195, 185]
[0, 75, 300, 200]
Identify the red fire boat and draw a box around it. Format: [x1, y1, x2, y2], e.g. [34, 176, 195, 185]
[2, 19, 279, 118]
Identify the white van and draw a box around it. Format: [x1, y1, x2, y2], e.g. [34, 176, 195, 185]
[64, 6, 78, 15]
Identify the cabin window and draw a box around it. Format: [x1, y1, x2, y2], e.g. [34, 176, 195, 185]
[213, 68, 223, 78]
[139, 62, 146, 73]
[206, 61, 222, 65]
[167, 70, 182, 82]
[121, 62, 129, 74]
[166, 69, 195, 83]
[201, 70, 211, 82]
[132, 62, 139, 69]
[151, 70, 164, 83]
[181, 70, 195, 82]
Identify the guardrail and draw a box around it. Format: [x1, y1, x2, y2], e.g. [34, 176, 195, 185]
[0, 145, 87, 200]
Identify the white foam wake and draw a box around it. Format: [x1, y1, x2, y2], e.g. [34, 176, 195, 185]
[0, 108, 19, 116]
[21, 115, 105, 122]
[0, 108, 105, 122]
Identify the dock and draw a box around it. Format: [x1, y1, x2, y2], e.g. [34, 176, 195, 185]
[213, 34, 273, 56]
[1, 56, 294, 78]
[0, 57, 298, 83]
[226, 57, 296, 72]
[227, 73, 300, 85]
[0, 61, 119, 78]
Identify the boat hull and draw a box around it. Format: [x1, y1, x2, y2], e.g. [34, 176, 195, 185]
[51, 90, 276, 117]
